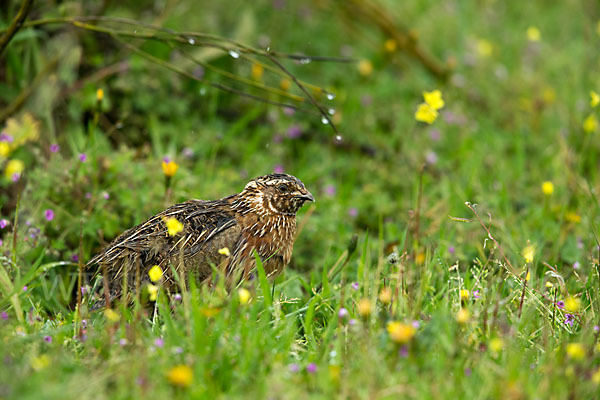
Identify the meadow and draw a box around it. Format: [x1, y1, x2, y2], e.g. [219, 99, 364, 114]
[1, 0, 600, 398]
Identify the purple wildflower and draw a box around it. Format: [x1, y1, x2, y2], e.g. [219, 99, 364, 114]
[348, 208, 358, 218]
[557, 301, 565, 309]
[173, 346, 184, 354]
[351, 282, 359, 290]
[429, 129, 441, 141]
[348, 318, 357, 326]
[1, 311, 8, 320]
[102, 191, 109, 200]
[412, 320, 420, 329]
[81, 319, 87, 329]
[0, 133, 13, 142]
[43, 335, 52, 343]
[564, 314, 574, 327]
[448, 246, 455, 255]
[182, 147, 194, 158]
[283, 107, 295, 116]
[162, 156, 171, 164]
[154, 338, 164, 348]
[288, 363, 299, 373]
[78, 153, 87, 162]
[338, 308, 348, 318]
[0, 219, 8, 229]
[80, 286, 87, 295]
[464, 367, 472, 376]
[473, 290, 481, 299]
[22, 286, 27, 291]
[399, 346, 409, 358]
[306, 363, 317, 374]
[50, 144, 60, 153]
[85, 192, 92, 199]
[573, 261, 581, 270]
[274, 165, 284, 174]
[173, 293, 182, 301]
[324, 185, 336, 197]
[11, 173, 20, 182]
[71, 254, 79, 262]
[44, 209, 54, 221]
[594, 325, 600, 333]
[287, 124, 302, 139]
[119, 338, 127, 346]
[425, 151, 438, 165]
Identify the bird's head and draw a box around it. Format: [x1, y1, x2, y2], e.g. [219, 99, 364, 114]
[238, 173, 315, 216]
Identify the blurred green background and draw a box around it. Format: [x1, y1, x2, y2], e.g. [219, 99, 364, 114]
[1, 0, 600, 398]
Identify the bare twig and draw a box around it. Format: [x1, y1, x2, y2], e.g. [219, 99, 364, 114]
[0, 0, 34, 57]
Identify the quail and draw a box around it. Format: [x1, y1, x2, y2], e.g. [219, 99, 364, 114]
[87, 174, 314, 299]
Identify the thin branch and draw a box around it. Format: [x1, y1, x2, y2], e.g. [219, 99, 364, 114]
[0, 0, 34, 57]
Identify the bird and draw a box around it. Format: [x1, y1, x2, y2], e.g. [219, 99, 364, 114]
[86, 173, 315, 302]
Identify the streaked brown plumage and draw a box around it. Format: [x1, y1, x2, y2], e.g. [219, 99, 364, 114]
[87, 173, 314, 298]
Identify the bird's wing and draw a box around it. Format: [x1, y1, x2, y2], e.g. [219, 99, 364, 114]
[86, 199, 237, 267]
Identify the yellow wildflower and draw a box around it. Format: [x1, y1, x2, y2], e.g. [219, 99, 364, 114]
[5, 159, 24, 180]
[378, 287, 392, 304]
[460, 289, 470, 301]
[525, 270, 531, 281]
[200, 307, 221, 317]
[476, 39, 493, 57]
[0, 142, 10, 158]
[161, 160, 179, 177]
[415, 251, 426, 265]
[542, 87, 556, 104]
[489, 337, 504, 353]
[423, 90, 445, 110]
[280, 78, 291, 91]
[357, 59, 373, 76]
[526, 26, 541, 42]
[148, 265, 163, 282]
[456, 308, 470, 324]
[566, 343, 585, 360]
[164, 217, 184, 236]
[384, 38, 397, 53]
[591, 91, 600, 108]
[522, 245, 535, 263]
[96, 88, 104, 101]
[357, 298, 371, 317]
[238, 288, 251, 305]
[386, 321, 416, 344]
[583, 114, 598, 133]
[147, 284, 159, 301]
[329, 365, 341, 382]
[414, 103, 438, 124]
[592, 368, 600, 384]
[565, 296, 581, 312]
[167, 365, 193, 387]
[30, 354, 50, 371]
[218, 247, 231, 257]
[565, 212, 581, 224]
[251, 63, 264, 80]
[104, 308, 120, 322]
[541, 181, 554, 195]
[545, 281, 554, 288]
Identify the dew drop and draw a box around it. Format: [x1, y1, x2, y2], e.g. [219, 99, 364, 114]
[328, 108, 335, 115]
[326, 92, 336, 100]
[335, 135, 342, 142]
[266, 46, 271, 52]
[300, 58, 311, 64]
[229, 50, 240, 59]
[199, 87, 207, 96]
[464, 201, 471, 206]
[188, 38, 196, 45]
[321, 116, 329, 124]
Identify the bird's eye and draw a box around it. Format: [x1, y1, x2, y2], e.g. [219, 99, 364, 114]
[277, 184, 289, 193]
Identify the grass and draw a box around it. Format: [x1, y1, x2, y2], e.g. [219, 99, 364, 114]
[1, 0, 600, 398]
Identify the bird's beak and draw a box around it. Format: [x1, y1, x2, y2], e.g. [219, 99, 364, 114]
[296, 191, 315, 203]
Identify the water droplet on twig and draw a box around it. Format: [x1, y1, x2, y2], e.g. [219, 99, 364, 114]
[335, 135, 343, 142]
[188, 38, 196, 45]
[321, 116, 329, 124]
[300, 58, 311, 64]
[229, 50, 240, 59]
[326, 92, 336, 100]
[328, 108, 335, 115]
